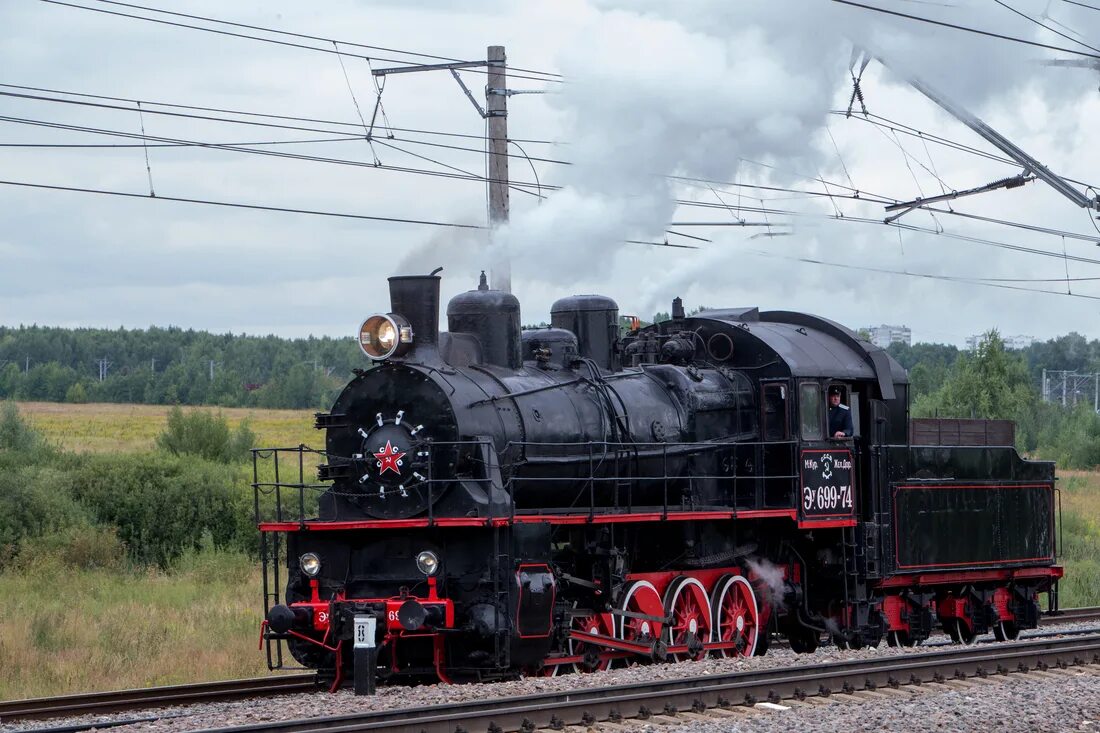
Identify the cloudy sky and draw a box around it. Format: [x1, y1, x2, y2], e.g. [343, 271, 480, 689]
[3, 0, 1100, 346]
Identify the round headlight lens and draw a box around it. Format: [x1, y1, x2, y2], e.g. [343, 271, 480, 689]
[300, 552, 321, 577]
[416, 550, 440, 577]
[358, 314, 412, 360]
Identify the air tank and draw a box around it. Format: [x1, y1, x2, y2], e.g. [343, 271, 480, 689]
[447, 272, 522, 369]
[550, 295, 620, 371]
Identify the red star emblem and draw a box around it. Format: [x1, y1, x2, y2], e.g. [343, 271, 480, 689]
[374, 440, 405, 476]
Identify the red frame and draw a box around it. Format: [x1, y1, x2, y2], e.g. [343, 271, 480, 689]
[258, 508, 857, 533]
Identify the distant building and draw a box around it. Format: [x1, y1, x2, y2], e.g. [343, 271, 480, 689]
[864, 324, 911, 349]
[966, 334, 1038, 351]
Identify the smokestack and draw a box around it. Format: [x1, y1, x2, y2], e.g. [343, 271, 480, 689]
[388, 273, 441, 347]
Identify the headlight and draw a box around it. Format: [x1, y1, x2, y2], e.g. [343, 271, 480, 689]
[416, 550, 440, 576]
[358, 314, 413, 360]
[300, 552, 321, 577]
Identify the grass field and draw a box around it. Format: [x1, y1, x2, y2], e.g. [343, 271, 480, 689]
[0, 550, 274, 701]
[15, 401, 317, 454]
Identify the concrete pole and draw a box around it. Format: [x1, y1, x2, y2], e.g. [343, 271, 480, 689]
[486, 45, 511, 292]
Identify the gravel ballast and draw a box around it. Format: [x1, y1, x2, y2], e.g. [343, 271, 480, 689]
[2, 621, 1098, 733]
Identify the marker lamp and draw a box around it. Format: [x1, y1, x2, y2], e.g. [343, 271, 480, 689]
[300, 552, 322, 578]
[416, 550, 440, 577]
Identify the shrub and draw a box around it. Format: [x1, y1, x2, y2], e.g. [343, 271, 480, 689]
[17, 524, 127, 572]
[0, 466, 88, 564]
[0, 401, 42, 453]
[155, 406, 256, 464]
[65, 382, 89, 404]
[68, 452, 252, 567]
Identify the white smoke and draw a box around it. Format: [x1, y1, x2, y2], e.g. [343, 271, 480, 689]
[487, 1, 1100, 321]
[745, 556, 788, 611]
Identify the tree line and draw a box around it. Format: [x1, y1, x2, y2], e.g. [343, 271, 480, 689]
[0, 325, 363, 409]
[892, 331, 1100, 469]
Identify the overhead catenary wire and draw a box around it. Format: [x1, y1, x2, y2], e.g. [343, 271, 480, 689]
[37, 0, 562, 84]
[0, 113, 550, 196]
[0, 82, 561, 146]
[0, 88, 569, 163]
[744, 247, 1100, 300]
[1062, 0, 1100, 11]
[81, 0, 563, 79]
[0, 178, 485, 228]
[831, 0, 1100, 59]
[10, 109, 1099, 260]
[994, 0, 1100, 54]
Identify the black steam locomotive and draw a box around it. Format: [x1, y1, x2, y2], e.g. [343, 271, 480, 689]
[256, 271, 1061, 691]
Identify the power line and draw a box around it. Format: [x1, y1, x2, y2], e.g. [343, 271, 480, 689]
[1062, 0, 1100, 12]
[11, 105, 1099, 262]
[84, 0, 563, 79]
[0, 113, 549, 195]
[0, 82, 560, 145]
[38, 0, 562, 84]
[671, 204, 1100, 267]
[0, 134, 366, 149]
[831, 0, 1100, 59]
[993, 0, 1100, 55]
[744, 247, 1100, 300]
[834, 110, 1100, 192]
[0, 177, 704, 252]
[0, 178, 486, 228]
[0, 88, 568, 164]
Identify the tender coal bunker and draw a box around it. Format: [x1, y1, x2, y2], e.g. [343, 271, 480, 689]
[894, 484, 1053, 569]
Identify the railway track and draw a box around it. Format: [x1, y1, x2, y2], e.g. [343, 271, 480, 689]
[2, 608, 1096, 729]
[0, 673, 317, 725]
[1044, 605, 1100, 624]
[185, 634, 1100, 733]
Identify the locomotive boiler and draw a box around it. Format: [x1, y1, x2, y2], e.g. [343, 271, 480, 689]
[256, 271, 1062, 691]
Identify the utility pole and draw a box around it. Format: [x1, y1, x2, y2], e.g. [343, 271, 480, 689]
[372, 45, 525, 292]
[486, 45, 511, 292]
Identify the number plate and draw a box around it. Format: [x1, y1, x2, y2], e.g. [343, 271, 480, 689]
[799, 449, 856, 518]
[354, 614, 377, 649]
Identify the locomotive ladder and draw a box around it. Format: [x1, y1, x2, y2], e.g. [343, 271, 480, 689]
[491, 522, 511, 669]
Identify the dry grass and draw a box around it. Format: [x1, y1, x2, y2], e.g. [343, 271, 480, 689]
[0, 552, 278, 701]
[15, 401, 319, 454]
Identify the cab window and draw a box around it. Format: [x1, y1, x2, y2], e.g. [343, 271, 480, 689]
[762, 383, 788, 441]
[799, 381, 823, 440]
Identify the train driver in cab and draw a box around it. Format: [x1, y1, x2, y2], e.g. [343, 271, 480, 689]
[828, 386, 853, 439]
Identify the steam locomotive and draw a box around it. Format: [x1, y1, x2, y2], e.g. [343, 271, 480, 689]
[256, 271, 1061, 691]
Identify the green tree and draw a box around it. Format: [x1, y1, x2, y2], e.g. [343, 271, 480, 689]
[913, 330, 1032, 420]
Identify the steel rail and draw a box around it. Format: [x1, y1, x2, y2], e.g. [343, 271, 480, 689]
[1045, 605, 1100, 624]
[196, 635, 1100, 733]
[0, 673, 318, 723]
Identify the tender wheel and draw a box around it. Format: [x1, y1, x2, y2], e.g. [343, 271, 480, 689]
[617, 580, 664, 666]
[710, 574, 759, 658]
[569, 610, 611, 673]
[663, 576, 712, 662]
[994, 621, 1020, 642]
